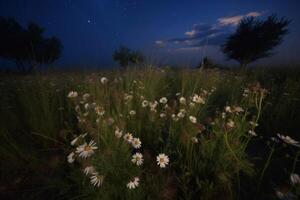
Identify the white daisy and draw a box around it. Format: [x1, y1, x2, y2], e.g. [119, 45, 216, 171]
[129, 110, 136, 116]
[95, 106, 105, 116]
[142, 100, 149, 107]
[123, 133, 133, 143]
[160, 113, 167, 118]
[124, 93, 133, 101]
[131, 152, 143, 166]
[179, 97, 186, 104]
[149, 101, 158, 111]
[249, 121, 258, 127]
[191, 137, 198, 144]
[172, 114, 179, 122]
[132, 138, 142, 149]
[192, 94, 205, 104]
[82, 93, 90, 101]
[159, 97, 168, 104]
[115, 128, 123, 138]
[156, 153, 169, 168]
[189, 116, 197, 124]
[127, 177, 139, 189]
[67, 152, 75, 163]
[290, 173, 300, 185]
[177, 111, 185, 118]
[248, 130, 257, 136]
[100, 77, 108, 84]
[225, 106, 232, 113]
[84, 103, 89, 110]
[233, 106, 244, 113]
[76, 140, 98, 158]
[83, 166, 95, 175]
[90, 172, 104, 187]
[226, 120, 235, 129]
[277, 134, 300, 147]
[68, 91, 78, 98]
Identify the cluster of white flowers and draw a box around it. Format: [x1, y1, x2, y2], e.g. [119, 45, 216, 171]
[192, 94, 205, 104]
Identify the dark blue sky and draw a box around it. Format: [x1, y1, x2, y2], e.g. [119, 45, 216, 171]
[1, 0, 300, 67]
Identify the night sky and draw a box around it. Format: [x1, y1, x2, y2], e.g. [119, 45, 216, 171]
[1, 0, 300, 68]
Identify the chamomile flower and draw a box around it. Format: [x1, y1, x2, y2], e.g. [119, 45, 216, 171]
[67, 152, 75, 163]
[127, 177, 139, 189]
[179, 97, 186, 104]
[189, 116, 197, 123]
[177, 111, 185, 118]
[131, 152, 144, 166]
[84, 103, 89, 110]
[142, 100, 149, 107]
[129, 110, 136, 116]
[100, 77, 108, 84]
[277, 134, 299, 147]
[76, 140, 98, 158]
[82, 93, 90, 101]
[290, 173, 300, 185]
[225, 106, 232, 113]
[90, 173, 104, 187]
[83, 166, 95, 175]
[156, 153, 169, 168]
[192, 94, 205, 104]
[95, 106, 105, 116]
[248, 130, 257, 136]
[123, 133, 133, 143]
[233, 106, 244, 113]
[68, 91, 78, 98]
[132, 138, 142, 149]
[160, 113, 167, 118]
[159, 97, 168, 104]
[191, 137, 199, 144]
[226, 120, 235, 129]
[115, 128, 123, 138]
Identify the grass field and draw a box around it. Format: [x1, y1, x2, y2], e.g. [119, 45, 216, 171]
[0, 66, 300, 200]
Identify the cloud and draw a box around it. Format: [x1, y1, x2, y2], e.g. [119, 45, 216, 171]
[163, 11, 263, 49]
[218, 11, 262, 26]
[155, 40, 165, 47]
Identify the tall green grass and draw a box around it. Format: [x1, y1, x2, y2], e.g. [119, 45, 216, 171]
[0, 67, 299, 199]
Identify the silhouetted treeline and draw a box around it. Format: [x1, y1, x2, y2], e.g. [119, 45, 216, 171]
[0, 17, 62, 72]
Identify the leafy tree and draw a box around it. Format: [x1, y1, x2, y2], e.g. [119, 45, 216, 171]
[113, 46, 144, 68]
[222, 15, 291, 68]
[0, 17, 62, 72]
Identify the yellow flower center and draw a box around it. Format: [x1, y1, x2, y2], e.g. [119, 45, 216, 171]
[84, 145, 92, 151]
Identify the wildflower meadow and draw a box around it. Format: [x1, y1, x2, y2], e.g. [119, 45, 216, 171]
[0, 67, 300, 199]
